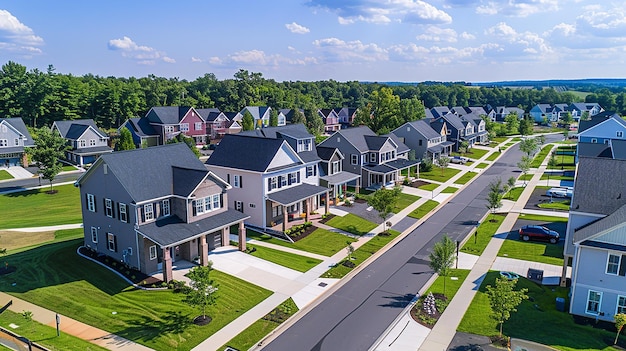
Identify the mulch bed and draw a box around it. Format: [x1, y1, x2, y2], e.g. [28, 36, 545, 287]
[318, 214, 336, 224]
[193, 315, 212, 326]
[79, 247, 163, 287]
[407, 180, 431, 188]
[289, 224, 317, 242]
[410, 293, 447, 328]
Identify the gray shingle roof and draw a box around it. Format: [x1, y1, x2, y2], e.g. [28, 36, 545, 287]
[573, 204, 626, 243]
[364, 135, 388, 151]
[206, 134, 289, 172]
[577, 143, 612, 159]
[383, 133, 409, 154]
[54, 119, 106, 139]
[402, 120, 440, 140]
[611, 140, 626, 160]
[578, 112, 621, 133]
[196, 108, 222, 121]
[330, 126, 377, 153]
[172, 167, 208, 197]
[146, 106, 192, 124]
[127, 117, 158, 137]
[266, 183, 328, 206]
[316, 146, 339, 161]
[86, 143, 207, 202]
[439, 114, 465, 131]
[0, 117, 34, 147]
[571, 156, 626, 215]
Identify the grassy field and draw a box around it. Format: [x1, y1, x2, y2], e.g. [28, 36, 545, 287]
[538, 201, 570, 211]
[418, 182, 439, 191]
[549, 155, 575, 170]
[246, 244, 322, 272]
[425, 269, 470, 298]
[0, 310, 108, 351]
[531, 145, 553, 168]
[393, 193, 421, 213]
[62, 165, 77, 171]
[441, 186, 458, 193]
[247, 228, 355, 257]
[0, 184, 82, 229]
[407, 200, 439, 219]
[454, 172, 478, 185]
[457, 272, 619, 351]
[464, 148, 489, 159]
[0, 169, 13, 180]
[325, 213, 378, 236]
[460, 214, 505, 256]
[498, 238, 564, 266]
[474, 163, 489, 169]
[518, 174, 533, 181]
[322, 229, 401, 279]
[221, 298, 298, 351]
[504, 187, 524, 202]
[540, 172, 574, 181]
[0, 237, 272, 351]
[419, 167, 461, 182]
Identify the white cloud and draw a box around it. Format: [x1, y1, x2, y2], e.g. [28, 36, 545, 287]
[309, 0, 451, 25]
[313, 37, 388, 62]
[285, 22, 310, 34]
[191, 57, 202, 62]
[0, 10, 44, 56]
[208, 49, 317, 68]
[460, 32, 476, 40]
[416, 27, 458, 42]
[108, 36, 173, 64]
[476, 0, 560, 17]
[484, 22, 554, 59]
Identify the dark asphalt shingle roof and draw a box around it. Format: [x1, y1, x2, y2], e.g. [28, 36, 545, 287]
[573, 204, 626, 243]
[196, 108, 222, 122]
[266, 183, 329, 205]
[611, 140, 626, 160]
[383, 133, 409, 154]
[146, 106, 193, 124]
[329, 126, 377, 153]
[364, 135, 388, 151]
[571, 156, 626, 215]
[137, 209, 249, 247]
[316, 146, 339, 161]
[206, 134, 290, 172]
[54, 119, 106, 139]
[0, 117, 34, 147]
[319, 171, 360, 185]
[127, 118, 158, 137]
[577, 143, 612, 159]
[172, 167, 208, 197]
[400, 120, 441, 140]
[72, 146, 113, 155]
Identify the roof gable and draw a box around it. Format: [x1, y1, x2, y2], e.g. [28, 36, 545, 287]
[267, 143, 303, 172]
[571, 156, 626, 215]
[146, 106, 192, 124]
[206, 134, 286, 172]
[53, 119, 105, 139]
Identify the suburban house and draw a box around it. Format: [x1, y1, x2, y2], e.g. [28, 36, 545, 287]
[197, 108, 233, 140]
[430, 113, 469, 151]
[569, 103, 604, 122]
[240, 106, 271, 128]
[317, 109, 341, 134]
[391, 120, 453, 162]
[279, 109, 300, 125]
[206, 133, 330, 233]
[52, 119, 113, 166]
[317, 126, 419, 189]
[562, 156, 626, 322]
[491, 106, 525, 122]
[316, 146, 361, 203]
[144, 106, 207, 145]
[75, 143, 249, 282]
[460, 115, 488, 145]
[334, 107, 358, 128]
[430, 106, 451, 118]
[118, 118, 159, 148]
[576, 112, 626, 163]
[0, 117, 34, 167]
[530, 104, 569, 124]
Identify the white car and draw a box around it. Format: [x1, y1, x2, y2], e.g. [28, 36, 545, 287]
[449, 156, 468, 164]
[546, 187, 572, 198]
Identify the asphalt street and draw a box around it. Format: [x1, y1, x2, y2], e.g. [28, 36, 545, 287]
[261, 135, 563, 351]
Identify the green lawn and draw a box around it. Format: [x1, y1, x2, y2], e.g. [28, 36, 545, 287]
[0, 238, 272, 351]
[246, 244, 322, 272]
[441, 186, 458, 193]
[530, 145, 553, 168]
[418, 182, 439, 191]
[550, 155, 575, 170]
[393, 193, 421, 213]
[498, 238, 564, 266]
[538, 201, 570, 211]
[491, 137, 508, 143]
[517, 214, 568, 223]
[426, 269, 470, 298]
[460, 214, 505, 256]
[0, 169, 13, 180]
[504, 187, 524, 202]
[457, 272, 618, 351]
[464, 148, 489, 159]
[62, 165, 77, 171]
[407, 200, 439, 219]
[474, 163, 489, 169]
[247, 228, 355, 257]
[419, 167, 461, 182]
[325, 213, 378, 236]
[485, 152, 500, 161]
[454, 172, 478, 185]
[0, 310, 108, 351]
[322, 229, 401, 279]
[540, 173, 574, 181]
[0, 184, 82, 229]
[518, 174, 533, 181]
[221, 298, 298, 351]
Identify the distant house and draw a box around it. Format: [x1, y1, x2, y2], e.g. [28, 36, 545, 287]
[334, 107, 358, 128]
[492, 106, 524, 122]
[239, 106, 271, 128]
[118, 118, 159, 148]
[0, 117, 34, 167]
[530, 104, 570, 124]
[318, 109, 341, 134]
[197, 108, 232, 140]
[279, 109, 299, 125]
[563, 157, 626, 322]
[430, 106, 451, 118]
[75, 143, 249, 282]
[317, 126, 419, 189]
[391, 120, 453, 162]
[52, 119, 113, 166]
[144, 106, 207, 145]
[569, 103, 603, 122]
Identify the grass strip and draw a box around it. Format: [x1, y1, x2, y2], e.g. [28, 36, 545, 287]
[247, 228, 355, 257]
[246, 244, 321, 272]
[454, 172, 478, 185]
[407, 200, 439, 219]
[517, 213, 568, 222]
[418, 183, 439, 191]
[530, 145, 553, 168]
[393, 193, 421, 213]
[0, 169, 13, 180]
[325, 213, 378, 236]
[503, 187, 524, 202]
[460, 214, 505, 256]
[474, 163, 489, 169]
[419, 168, 461, 183]
[485, 153, 500, 161]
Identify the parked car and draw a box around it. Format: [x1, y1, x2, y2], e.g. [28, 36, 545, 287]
[546, 187, 572, 198]
[208, 143, 219, 150]
[518, 225, 560, 244]
[449, 156, 468, 164]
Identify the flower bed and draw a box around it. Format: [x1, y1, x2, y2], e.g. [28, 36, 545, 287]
[79, 246, 164, 287]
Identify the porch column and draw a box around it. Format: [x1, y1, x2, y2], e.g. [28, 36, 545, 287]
[221, 227, 229, 248]
[356, 178, 360, 194]
[282, 205, 288, 232]
[238, 222, 246, 251]
[325, 190, 329, 213]
[163, 247, 173, 283]
[560, 257, 569, 287]
[305, 198, 310, 222]
[200, 235, 209, 267]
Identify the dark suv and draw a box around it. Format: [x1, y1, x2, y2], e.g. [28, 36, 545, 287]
[518, 225, 560, 244]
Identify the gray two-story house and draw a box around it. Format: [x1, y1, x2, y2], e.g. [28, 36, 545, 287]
[391, 120, 453, 162]
[75, 143, 249, 282]
[52, 119, 113, 166]
[0, 117, 34, 167]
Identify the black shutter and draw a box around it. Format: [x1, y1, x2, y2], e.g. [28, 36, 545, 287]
[93, 195, 96, 212]
[85, 194, 89, 210]
[314, 166, 317, 176]
[192, 200, 197, 216]
[297, 172, 300, 183]
[113, 235, 118, 252]
[227, 174, 230, 184]
[116, 202, 120, 220]
[103, 198, 106, 214]
[620, 255, 626, 276]
[284, 175, 288, 186]
[267, 178, 271, 191]
[240, 175, 243, 188]
[112, 201, 116, 219]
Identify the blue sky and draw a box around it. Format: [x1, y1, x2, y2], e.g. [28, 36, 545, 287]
[2, 0, 625, 82]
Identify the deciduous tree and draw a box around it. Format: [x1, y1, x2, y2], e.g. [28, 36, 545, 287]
[428, 235, 456, 295]
[367, 186, 402, 232]
[116, 128, 136, 151]
[28, 127, 68, 191]
[486, 277, 528, 337]
[183, 263, 218, 323]
[242, 110, 254, 131]
[436, 155, 449, 176]
[517, 156, 532, 186]
[615, 313, 626, 345]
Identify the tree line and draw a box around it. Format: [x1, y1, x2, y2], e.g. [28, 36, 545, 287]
[2, 61, 626, 130]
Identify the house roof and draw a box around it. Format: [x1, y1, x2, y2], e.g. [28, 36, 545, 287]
[205, 134, 289, 172]
[137, 209, 249, 247]
[237, 124, 320, 163]
[383, 133, 409, 154]
[79, 143, 207, 203]
[72, 146, 114, 155]
[172, 167, 210, 197]
[196, 108, 223, 122]
[439, 114, 465, 131]
[266, 183, 329, 206]
[431, 106, 450, 118]
[573, 204, 626, 243]
[611, 140, 626, 160]
[126, 118, 158, 137]
[577, 142, 612, 159]
[571, 156, 626, 215]
[364, 135, 388, 151]
[54, 119, 106, 139]
[328, 125, 377, 153]
[0, 117, 34, 146]
[397, 120, 440, 140]
[319, 171, 360, 185]
[146, 106, 194, 124]
[316, 146, 340, 161]
[240, 106, 270, 120]
[570, 102, 601, 112]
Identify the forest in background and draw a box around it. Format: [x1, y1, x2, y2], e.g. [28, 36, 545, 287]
[2, 60, 626, 130]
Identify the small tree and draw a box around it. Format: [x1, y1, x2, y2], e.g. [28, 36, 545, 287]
[367, 186, 402, 232]
[615, 313, 626, 345]
[519, 137, 538, 157]
[269, 108, 279, 127]
[436, 155, 449, 176]
[242, 110, 255, 131]
[458, 140, 469, 155]
[547, 153, 557, 186]
[486, 178, 504, 218]
[28, 127, 68, 192]
[291, 109, 306, 124]
[345, 241, 355, 260]
[167, 133, 200, 158]
[428, 235, 456, 296]
[504, 113, 520, 135]
[517, 156, 532, 186]
[116, 128, 136, 151]
[486, 277, 528, 337]
[518, 117, 533, 136]
[420, 153, 433, 172]
[183, 264, 218, 323]
[506, 176, 516, 199]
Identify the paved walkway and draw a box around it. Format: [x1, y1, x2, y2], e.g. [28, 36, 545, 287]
[0, 166, 33, 180]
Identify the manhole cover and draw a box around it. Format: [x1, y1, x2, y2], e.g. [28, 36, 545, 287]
[318, 282, 328, 287]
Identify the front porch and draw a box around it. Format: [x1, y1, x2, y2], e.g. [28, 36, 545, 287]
[319, 171, 361, 202]
[266, 183, 330, 233]
[363, 159, 420, 190]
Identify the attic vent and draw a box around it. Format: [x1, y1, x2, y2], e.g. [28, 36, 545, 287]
[337, 137, 341, 142]
[103, 164, 108, 175]
[407, 126, 410, 131]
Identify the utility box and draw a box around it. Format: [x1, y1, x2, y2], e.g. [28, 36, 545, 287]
[556, 297, 566, 312]
[527, 268, 544, 283]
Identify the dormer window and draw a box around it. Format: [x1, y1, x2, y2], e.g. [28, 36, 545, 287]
[618, 131, 623, 138]
[297, 139, 312, 152]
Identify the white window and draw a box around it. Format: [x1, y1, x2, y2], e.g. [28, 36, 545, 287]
[306, 165, 316, 177]
[361, 154, 366, 165]
[119, 203, 128, 223]
[235, 201, 243, 212]
[107, 233, 116, 252]
[608, 254, 621, 275]
[212, 194, 220, 209]
[281, 175, 287, 187]
[105, 198, 113, 217]
[149, 245, 157, 260]
[272, 205, 283, 217]
[91, 227, 98, 243]
[14, 138, 19, 146]
[351, 154, 358, 165]
[162, 199, 170, 216]
[204, 197, 212, 212]
[289, 172, 298, 184]
[618, 131, 624, 138]
[89, 139, 96, 146]
[180, 123, 189, 132]
[270, 177, 277, 190]
[591, 138, 597, 143]
[332, 161, 340, 174]
[79, 140, 86, 147]
[195, 122, 203, 131]
[586, 290, 602, 314]
[195, 198, 205, 215]
[0, 139, 6, 147]
[87, 194, 96, 212]
[144, 203, 154, 221]
[164, 125, 174, 133]
[297, 139, 312, 152]
[233, 175, 241, 188]
[370, 153, 376, 163]
[618, 296, 626, 315]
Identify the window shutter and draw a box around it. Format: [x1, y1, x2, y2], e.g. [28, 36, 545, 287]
[192, 201, 197, 216]
[113, 235, 118, 252]
[286, 175, 290, 186]
[620, 255, 626, 276]
[112, 201, 116, 219]
[85, 194, 89, 210]
[297, 172, 300, 183]
[116, 202, 120, 219]
[267, 178, 271, 191]
[240, 175, 242, 188]
[103, 198, 106, 213]
[314, 166, 317, 176]
[227, 174, 230, 184]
